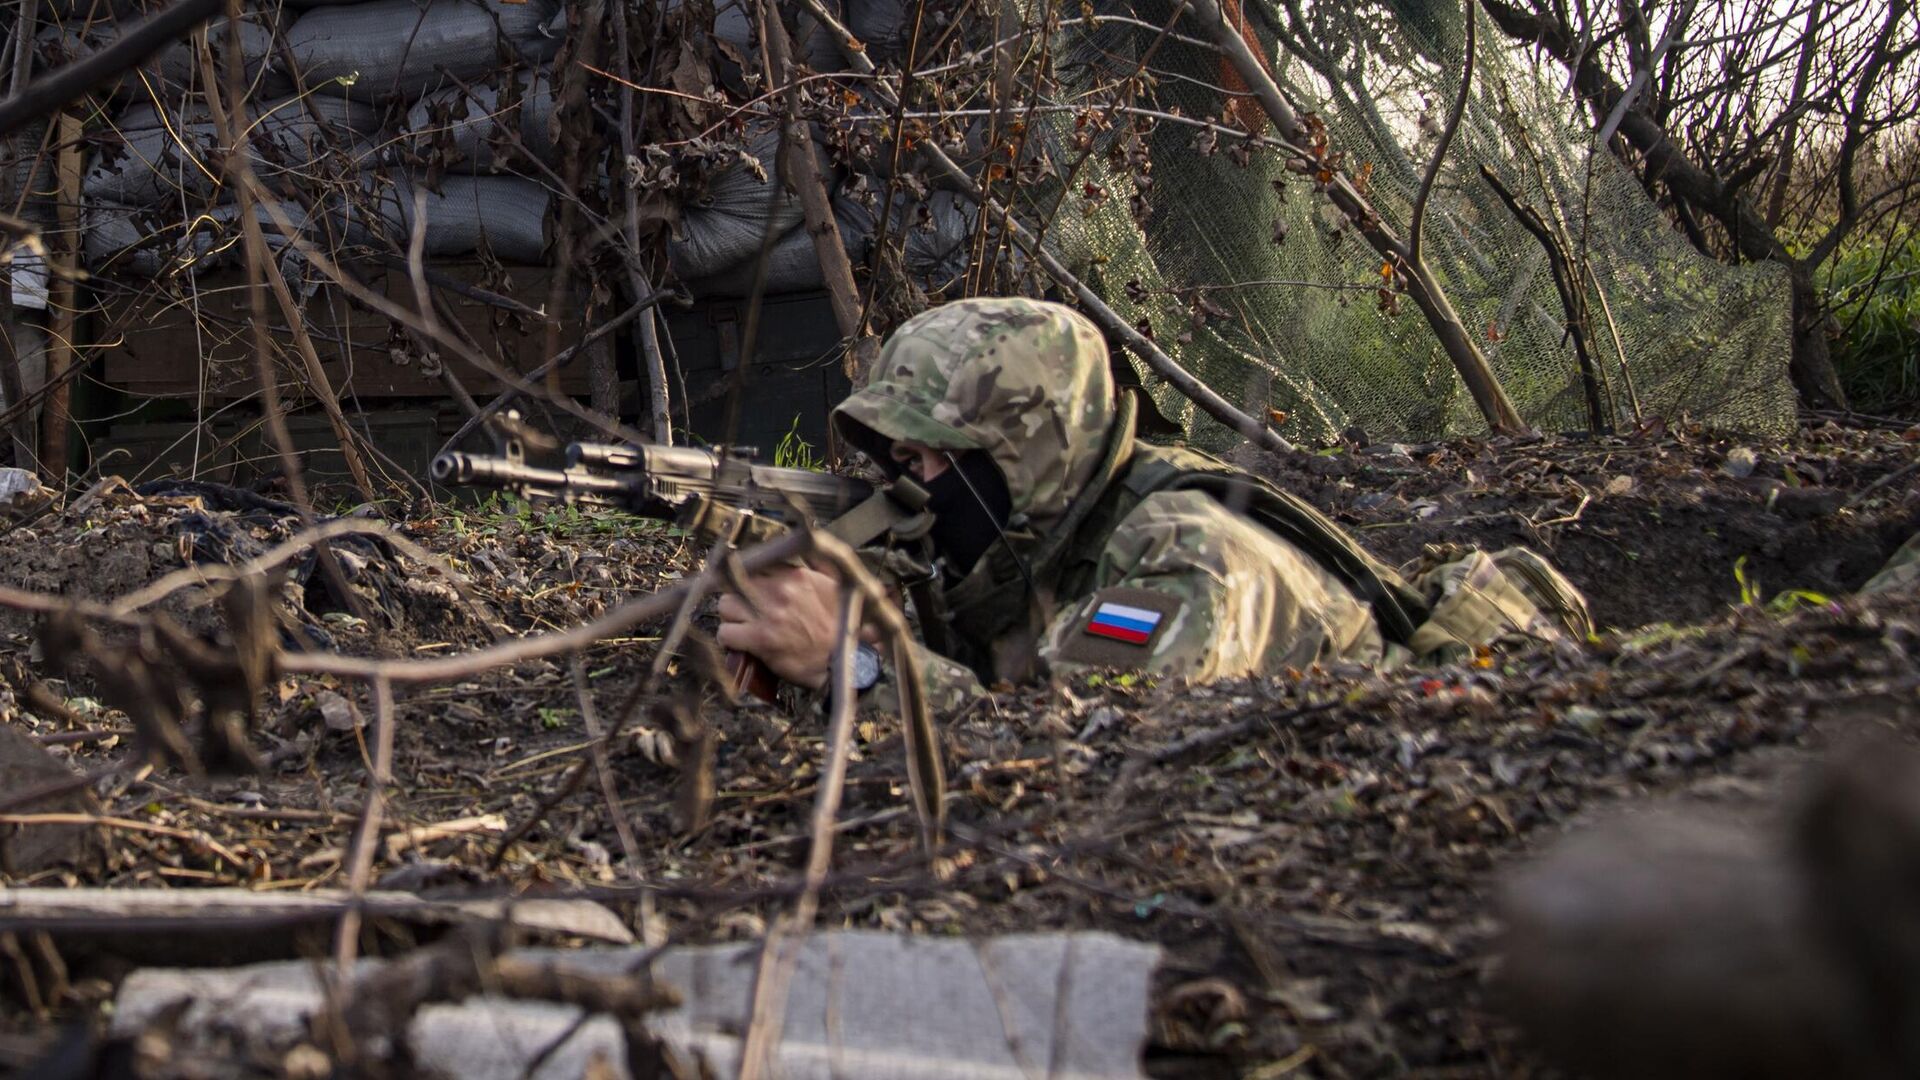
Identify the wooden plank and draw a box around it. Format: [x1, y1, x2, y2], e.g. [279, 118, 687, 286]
[40, 111, 81, 479]
[0, 887, 633, 944]
[98, 263, 598, 400]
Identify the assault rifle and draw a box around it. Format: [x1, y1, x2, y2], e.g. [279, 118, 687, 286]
[430, 419, 938, 698]
[434, 438, 878, 539]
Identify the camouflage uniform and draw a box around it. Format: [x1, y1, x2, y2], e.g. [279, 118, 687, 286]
[1862, 532, 1920, 596]
[835, 297, 1384, 711]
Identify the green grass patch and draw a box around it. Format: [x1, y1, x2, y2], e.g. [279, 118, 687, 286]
[1827, 231, 1920, 414]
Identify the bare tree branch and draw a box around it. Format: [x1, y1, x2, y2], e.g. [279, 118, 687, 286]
[1409, 0, 1476, 270]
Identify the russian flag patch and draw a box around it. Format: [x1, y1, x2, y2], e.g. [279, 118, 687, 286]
[1086, 601, 1163, 645]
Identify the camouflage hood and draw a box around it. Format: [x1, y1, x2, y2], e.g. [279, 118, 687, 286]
[833, 298, 1116, 524]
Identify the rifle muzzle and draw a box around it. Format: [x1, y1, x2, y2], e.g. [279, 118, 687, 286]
[430, 452, 483, 484]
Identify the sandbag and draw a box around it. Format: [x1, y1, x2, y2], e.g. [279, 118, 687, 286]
[668, 126, 808, 281]
[401, 69, 556, 172]
[37, 11, 286, 98]
[674, 0, 846, 73]
[83, 200, 307, 278]
[853, 186, 972, 289]
[687, 186, 970, 297]
[352, 174, 552, 263]
[7, 120, 55, 309]
[840, 0, 914, 61]
[286, 0, 563, 102]
[86, 96, 379, 208]
[686, 198, 866, 298]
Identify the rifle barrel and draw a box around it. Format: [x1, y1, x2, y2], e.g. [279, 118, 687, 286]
[430, 452, 638, 502]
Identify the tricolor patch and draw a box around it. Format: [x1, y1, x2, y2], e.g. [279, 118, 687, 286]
[1059, 586, 1183, 668]
[1086, 601, 1163, 645]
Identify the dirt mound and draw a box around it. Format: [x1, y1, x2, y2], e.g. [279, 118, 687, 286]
[1232, 420, 1918, 630]
[0, 429, 1915, 1077]
[0, 480, 687, 658]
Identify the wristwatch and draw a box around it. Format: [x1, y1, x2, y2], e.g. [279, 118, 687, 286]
[851, 643, 885, 692]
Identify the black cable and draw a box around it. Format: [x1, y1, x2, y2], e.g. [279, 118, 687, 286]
[944, 450, 1035, 593]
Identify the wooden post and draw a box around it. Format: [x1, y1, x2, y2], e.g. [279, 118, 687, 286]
[758, 0, 870, 378]
[38, 110, 78, 484]
[611, 0, 671, 441]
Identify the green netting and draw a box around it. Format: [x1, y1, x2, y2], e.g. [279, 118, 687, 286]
[1029, 0, 1796, 446]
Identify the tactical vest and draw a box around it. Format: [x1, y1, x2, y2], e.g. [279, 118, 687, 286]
[937, 393, 1430, 682]
[1056, 442, 1432, 644]
[937, 392, 1591, 682]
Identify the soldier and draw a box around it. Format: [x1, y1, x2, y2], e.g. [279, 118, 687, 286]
[716, 297, 1588, 710]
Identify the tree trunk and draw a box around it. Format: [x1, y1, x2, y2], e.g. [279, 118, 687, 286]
[1788, 262, 1846, 409]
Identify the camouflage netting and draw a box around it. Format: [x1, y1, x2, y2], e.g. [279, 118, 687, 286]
[1029, 0, 1798, 445]
[16, 0, 1798, 451]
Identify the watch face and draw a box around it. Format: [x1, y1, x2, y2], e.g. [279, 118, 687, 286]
[852, 643, 883, 690]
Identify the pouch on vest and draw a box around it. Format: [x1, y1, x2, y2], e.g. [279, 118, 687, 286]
[1403, 543, 1594, 661]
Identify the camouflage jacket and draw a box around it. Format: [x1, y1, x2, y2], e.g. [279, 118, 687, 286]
[1863, 532, 1920, 596]
[833, 298, 1383, 714]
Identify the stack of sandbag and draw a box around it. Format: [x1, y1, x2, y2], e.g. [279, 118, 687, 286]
[840, 0, 917, 62]
[345, 174, 553, 264]
[684, 0, 847, 80]
[280, 0, 565, 262]
[667, 125, 809, 282]
[72, 0, 566, 275]
[69, 0, 976, 294]
[80, 92, 378, 276]
[402, 69, 558, 174]
[85, 96, 381, 207]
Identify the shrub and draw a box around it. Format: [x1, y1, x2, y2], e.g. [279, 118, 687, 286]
[1827, 232, 1920, 415]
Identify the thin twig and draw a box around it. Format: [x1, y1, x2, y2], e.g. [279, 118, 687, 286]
[276, 528, 810, 683]
[803, 532, 945, 849]
[109, 519, 435, 615]
[738, 586, 863, 1080]
[0, 764, 127, 815]
[0, 0, 224, 137]
[333, 675, 394, 976]
[1136, 699, 1338, 768]
[611, 0, 674, 443]
[792, 0, 1294, 452]
[1847, 457, 1920, 509]
[1183, 0, 1526, 436]
[199, 20, 375, 627]
[573, 655, 643, 878]
[1408, 0, 1475, 269]
[244, 179, 653, 452]
[433, 288, 681, 461]
[758, 0, 867, 374]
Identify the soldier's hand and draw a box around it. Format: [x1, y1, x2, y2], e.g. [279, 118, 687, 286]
[715, 563, 845, 691]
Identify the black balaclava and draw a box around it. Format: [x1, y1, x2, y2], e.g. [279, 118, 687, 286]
[920, 449, 1014, 578]
[842, 416, 1015, 578]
